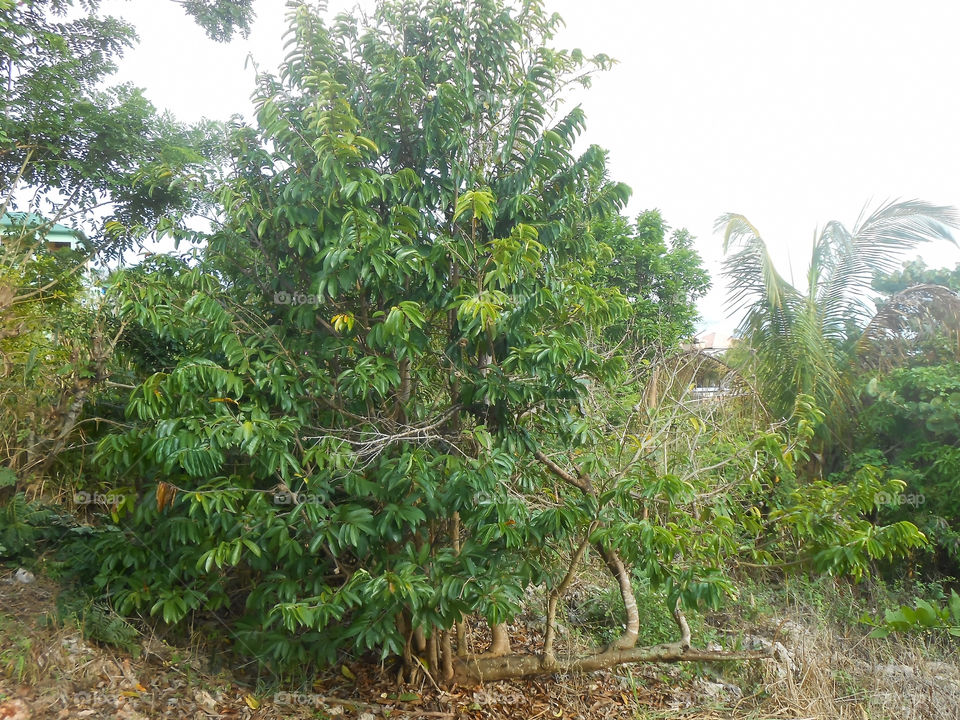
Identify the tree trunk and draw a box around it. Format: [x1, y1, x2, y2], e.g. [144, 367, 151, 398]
[644, 365, 660, 409]
[450, 512, 467, 656]
[488, 623, 511, 656]
[456, 619, 467, 657]
[598, 544, 640, 650]
[672, 599, 691, 649]
[544, 524, 596, 663]
[34, 387, 89, 474]
[396, 356, 411, 423]
[441, 630, 454, 682]
[427, 632, 439, 674]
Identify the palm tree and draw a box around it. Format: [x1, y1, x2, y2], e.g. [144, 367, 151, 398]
[718, 199, 960, 453]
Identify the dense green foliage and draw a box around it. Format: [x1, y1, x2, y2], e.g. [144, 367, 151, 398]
[831, 261, 960, 577]
[0, 231, 95, 474]
[596, 210, 709, 346]
[175, 0, 256, 41]
[721, 212, 960, 588]
[857, 366, 960, 569]
[0, 0, 249, 483]
[874, 257, 960, 295]
[863, 589, 960, 638]
[0, 1, 232, 245]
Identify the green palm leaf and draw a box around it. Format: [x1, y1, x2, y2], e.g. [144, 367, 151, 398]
[816, 200, 958, 335]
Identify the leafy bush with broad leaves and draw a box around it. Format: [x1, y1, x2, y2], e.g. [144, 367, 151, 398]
[0, 468, 70, 563]
[862, 590, 960, 638]
[65, 0, 930, 681]
[82, 0, 639, 674]
[857, 364, 960, 570]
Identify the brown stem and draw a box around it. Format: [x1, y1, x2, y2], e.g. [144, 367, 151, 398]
[534, 449, 593, 495]
[672, 598, 692, 649]
[396, 357, 411, 423]
[456, 619, 467, 658]
[427, 632, 439, 674]
[402, 638, 414, 683]
[451, 512, 461, 555]
[32, 386, 90, 474]
[488, 623, 511, 657]
[451, 512, 467, 657]
[534, 449, 639, 651]
[543, 523, 597, 663]
[397, 612, 413, 682]
[644, 364, 660, 409]
[441, 630, 454, 682]
[598, 544, 639, 650]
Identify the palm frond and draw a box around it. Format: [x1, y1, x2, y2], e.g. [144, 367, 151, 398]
[717, 212, 763, 255]
[716, 213, 799, 324]
[853, 199, 958, 265]
[814, 199, 959, 335]
[859, 283, 960, 370]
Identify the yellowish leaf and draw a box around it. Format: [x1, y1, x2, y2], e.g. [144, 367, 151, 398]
[156, 481, 178, 512]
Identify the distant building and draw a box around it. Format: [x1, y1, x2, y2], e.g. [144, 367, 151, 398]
[690, 330, 735, 356]
[683, 329, 738, 400]
[0, 212, 84, 252]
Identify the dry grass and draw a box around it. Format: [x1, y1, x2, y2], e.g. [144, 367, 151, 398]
[734, 590, 960, 720]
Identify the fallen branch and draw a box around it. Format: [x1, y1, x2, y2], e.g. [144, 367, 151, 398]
[454, 643, 775, 683]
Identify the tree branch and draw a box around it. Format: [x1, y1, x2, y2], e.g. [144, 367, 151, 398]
[455, 643, 775, 683]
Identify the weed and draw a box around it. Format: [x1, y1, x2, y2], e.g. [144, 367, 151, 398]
[0, 614, 37, 684]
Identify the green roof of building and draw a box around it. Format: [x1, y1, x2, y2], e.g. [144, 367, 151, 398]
[1, 212, 83, 249]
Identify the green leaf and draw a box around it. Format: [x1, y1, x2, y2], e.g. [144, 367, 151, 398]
[914, 600, 941, 628]
[949, 591, 960, 623]
[0, 468, 16, 489]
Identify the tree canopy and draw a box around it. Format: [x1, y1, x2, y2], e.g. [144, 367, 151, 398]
[0, 0, 248, 253]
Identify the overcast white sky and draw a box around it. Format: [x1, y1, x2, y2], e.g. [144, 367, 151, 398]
[99, 0, 960, 334]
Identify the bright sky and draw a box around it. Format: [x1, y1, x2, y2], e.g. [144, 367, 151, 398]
[98, 0, 960, 334]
